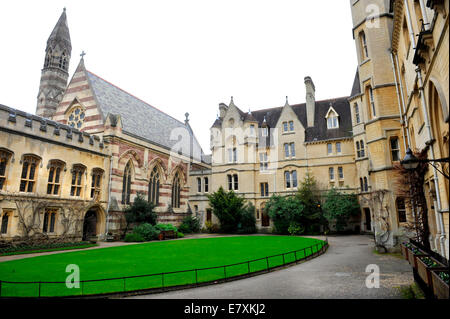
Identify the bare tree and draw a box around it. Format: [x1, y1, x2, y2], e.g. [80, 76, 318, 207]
[360, 189, 392, 252]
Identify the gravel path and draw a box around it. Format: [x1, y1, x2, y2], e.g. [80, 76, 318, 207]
[125, 235, 414, 299]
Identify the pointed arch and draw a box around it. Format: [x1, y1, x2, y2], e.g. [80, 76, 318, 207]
[122, 160, 133, 205]
[118, 149, 143, 169]
[171, 171, 181, 209]
[168, 164, 186, 186]
[148, 166, 161, 206]
[147, 157, 167, 181]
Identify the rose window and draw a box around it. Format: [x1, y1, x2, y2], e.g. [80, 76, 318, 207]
[68, 107, 85, 129]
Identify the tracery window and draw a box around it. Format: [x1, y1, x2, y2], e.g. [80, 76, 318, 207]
[148, 167, 160, 205]
[122, 162, 132, 205]
[68, 106, 86, 129]
[172, 173, 181, 208]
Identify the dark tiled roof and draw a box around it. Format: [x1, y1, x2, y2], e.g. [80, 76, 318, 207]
[213, 96, 352, 143]
[304, 97, 353, 142]
[350, 69, 361, 97]
[85, 71, 205, 162]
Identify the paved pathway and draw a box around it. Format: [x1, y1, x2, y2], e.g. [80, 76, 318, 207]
[125, 235, 414, 299]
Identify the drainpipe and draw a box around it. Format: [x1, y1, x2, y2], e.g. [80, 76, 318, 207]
[404, 0, 417, 50]
[389, 50, 409, 150]
[418, 0, 430, 31]
[416, 68, 446, 258]
[105, 155, 113, 238]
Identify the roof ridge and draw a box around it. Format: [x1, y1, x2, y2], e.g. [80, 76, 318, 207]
[85, 70, 186, 127]
[250, 95, 350, 113]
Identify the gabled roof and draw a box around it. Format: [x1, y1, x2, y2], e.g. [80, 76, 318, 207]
[84, 70, 205, 162]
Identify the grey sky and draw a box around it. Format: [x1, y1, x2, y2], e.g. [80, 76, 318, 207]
[0, 0, 357, 153]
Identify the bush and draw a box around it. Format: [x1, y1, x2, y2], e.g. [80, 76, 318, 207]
[323, 189, 360, 232]
[124, 193, 157, 228]
[237, 203, 257, 234]
[203, 221, 220, 233]
[177, 232, 185, 238]
[178, 216, 201, 234]
[124, 233, 145, 242]
[133, 223, 160, 241]
[207, 187, 256, 233]
[266, 195, 304, 234]
[288, 221, 305, 235]
[155, 223, 178, 232]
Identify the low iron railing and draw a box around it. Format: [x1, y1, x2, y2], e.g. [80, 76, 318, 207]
[0, 239, 328, 298]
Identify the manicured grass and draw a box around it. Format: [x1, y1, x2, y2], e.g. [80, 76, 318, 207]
[0, 244, 98, 257]
[0, 235, 325, 297]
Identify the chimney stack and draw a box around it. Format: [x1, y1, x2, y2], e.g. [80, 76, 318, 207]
[305, 76, 316, 127]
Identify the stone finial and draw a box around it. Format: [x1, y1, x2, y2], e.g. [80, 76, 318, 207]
[185, 112, 189, 124]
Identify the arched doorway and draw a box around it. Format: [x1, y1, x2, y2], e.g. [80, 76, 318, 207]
[260, 203, 270, 227]
[83, 209, 98, 241]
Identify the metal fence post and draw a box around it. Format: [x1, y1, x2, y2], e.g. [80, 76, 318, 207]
[282, 254, 285, 265]
[266, 256, 270, 272]
[123, 278, 126, 292]
[247, 261, 250, 274]
[38, 282, 41, 298]
[195, 269, 198, 285]
[294, 251, 298, 263]
[223, 266, 227, 280]
[161, 273, 164, 289]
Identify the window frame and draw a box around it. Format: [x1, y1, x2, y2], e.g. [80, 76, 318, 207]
[20, 155, 40, 193]
[390, 137, 401, 162]
[0, 150, 12, 191]
[70, 164, 85, 197]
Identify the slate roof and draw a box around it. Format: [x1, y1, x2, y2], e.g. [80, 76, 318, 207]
[215, 96, 352, 143]
[47, 9, 71, 51]
[85, 71, 205, 162]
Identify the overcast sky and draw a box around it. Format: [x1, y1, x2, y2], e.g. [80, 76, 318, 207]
[0, 0, 357, 153]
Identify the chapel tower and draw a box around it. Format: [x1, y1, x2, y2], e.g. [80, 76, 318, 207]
[36, 8, 72, 118]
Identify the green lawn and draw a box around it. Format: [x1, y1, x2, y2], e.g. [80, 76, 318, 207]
[0, 235, 325, 297]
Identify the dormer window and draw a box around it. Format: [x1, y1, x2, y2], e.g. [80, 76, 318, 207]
[325, 106, 339, 129]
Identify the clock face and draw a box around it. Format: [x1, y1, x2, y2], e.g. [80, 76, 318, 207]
[68, 106, 85, 129]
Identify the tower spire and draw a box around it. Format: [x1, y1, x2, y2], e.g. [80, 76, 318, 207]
[36, 9, 72, 119]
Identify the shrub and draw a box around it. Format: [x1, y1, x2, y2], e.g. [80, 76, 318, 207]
[124, 233, 145, 242]
[266, 195, 304, 234]
[132, 223, 160, 241]
[237, 203, 257, 234]
[124, 193, 157, 232]
[203, 221, 220, 233]
[207, 187, 256, 233]
[177, 232, 185, 238]
[178, 216, 201, 234]
[155, 223, 178, 232]
[323, 189, 360, 232]
[288, 221, 305, 236]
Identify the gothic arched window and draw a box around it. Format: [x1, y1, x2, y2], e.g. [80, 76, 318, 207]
[122, 162, 132, 205]
[148, 167, 160, 205]
[171, 173, 181, 208]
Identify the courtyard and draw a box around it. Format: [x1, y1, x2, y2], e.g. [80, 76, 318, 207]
[126, 235, 414, 299]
